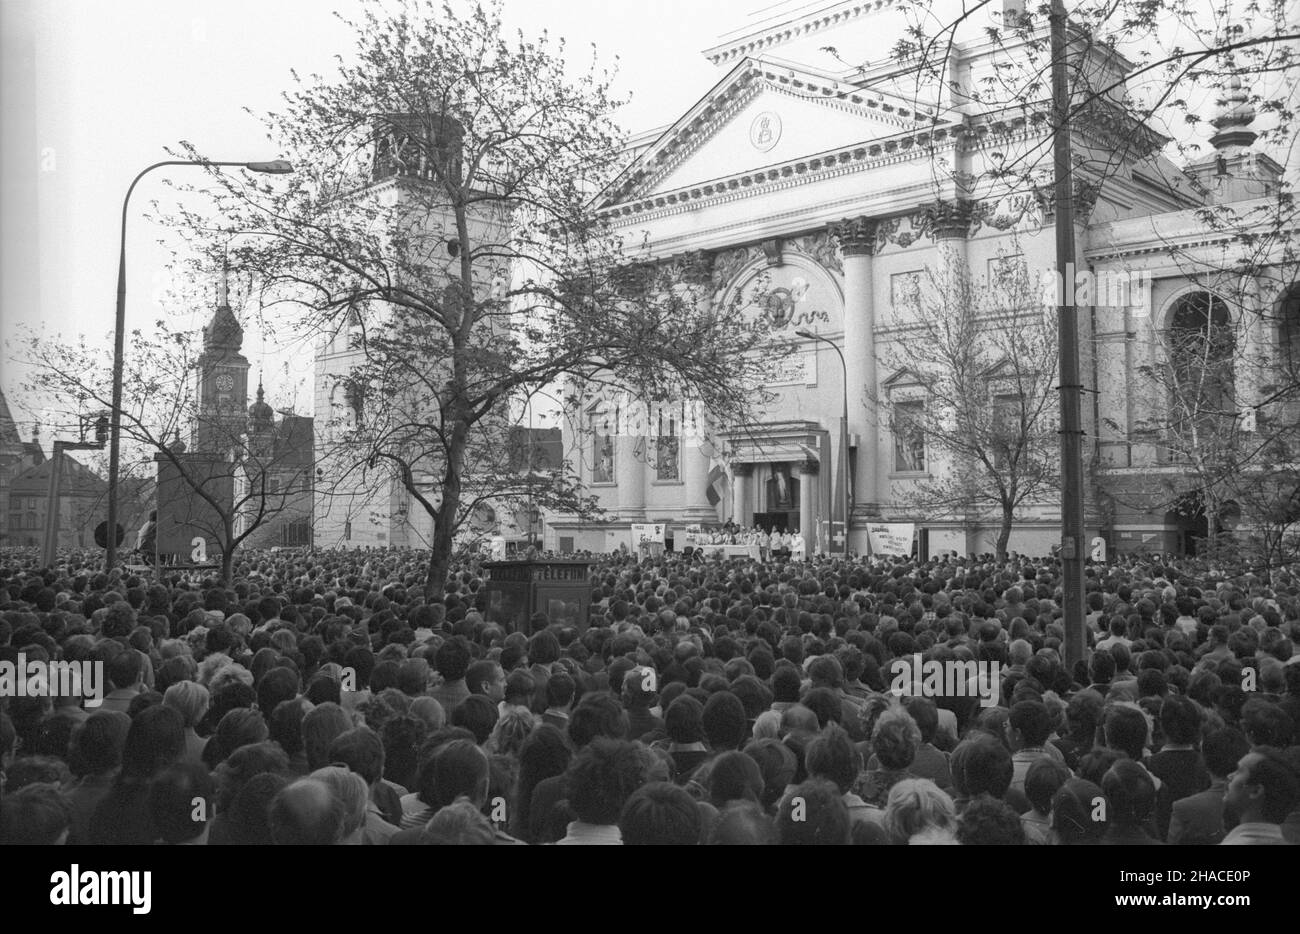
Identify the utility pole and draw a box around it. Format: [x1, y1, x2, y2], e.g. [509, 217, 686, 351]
[1050, 0, 1088, 672]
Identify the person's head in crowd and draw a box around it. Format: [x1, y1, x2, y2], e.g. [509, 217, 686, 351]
[1024, 757, 1072, 818]
[1007, 700, 1052, 751]
[309, 766, 370, 843]
[884, 778, 957, 845]
[546, 670, 576, 713]
[107, 648, 144, 693]
[408, 696, 446, 731]
[225, 771, 289, 846]
[1102, 759, 1157, 835]
[702, 691, 747, 751]
[776, 779, 851, 845]
[466, 660, 506, 703]
[149, 762, 214, 845]
[269, 697, 312, 760]
[1202, 728, 1251, 781]
[67, 710, 130, 778]
[269, 777, 347, 845]
[431, 739, 491, 810]
[665, 695, 705, 746]
[213, 741, 290, 815]
[3, 754, 68, 792]
[779, 704, 819, 739]
[420, 798, 495, 845]
[1065, 689, 1104, 742]
[1223, 747, 1300, 828]
[873, 705, 922, 771]
[328, 726, 385, 788]
[435, 637, 472, 684]
[708, 749, 765, 811]
[120, 705, 185, 781]
[1103, 704, 1150, 761]
[206, 708, 269, 768]
[503, 669, 535, 710]
[452, 694, 499, 745]
[902, 696, 941, 747]
[956, 794, 1026, 845]
[1240, 697, 1294, 749]
[953, 734, 1013, 800]
[1077, 747, 1128, 787]
[708, 800, 777, 845]
[1050, 777, 1107, 844]
[0, 783, 72, 844]
[487, 708, 534, 758]
[257, 666, 300, 714]
[302, 702, 352, 771]
[805, 724, 861, 795]
[619, 782, 701, 845]
[565, 739, 653, 829]
[163, 681, 210, 732]
[1159, 694, 1202, 747]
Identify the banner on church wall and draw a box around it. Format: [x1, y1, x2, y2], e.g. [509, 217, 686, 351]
[867, 522, 915, 556]
[630, 523, 665, 545]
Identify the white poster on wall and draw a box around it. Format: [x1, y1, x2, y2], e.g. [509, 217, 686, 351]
[867, 522, 916, 555]
[630, 523, 665, 545]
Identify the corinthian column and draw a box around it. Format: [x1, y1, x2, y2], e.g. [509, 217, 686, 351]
[833, 217, 878, 524]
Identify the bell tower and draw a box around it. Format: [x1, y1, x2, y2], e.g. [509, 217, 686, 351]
[193, 267, 250, 453]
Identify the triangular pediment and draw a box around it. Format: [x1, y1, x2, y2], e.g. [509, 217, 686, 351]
[601, 58, 951, 209]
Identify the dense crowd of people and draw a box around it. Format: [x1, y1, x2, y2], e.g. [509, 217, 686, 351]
[0, 543, 1297, 845]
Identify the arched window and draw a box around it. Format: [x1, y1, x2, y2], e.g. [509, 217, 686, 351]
[1165, 291, 1235, 418]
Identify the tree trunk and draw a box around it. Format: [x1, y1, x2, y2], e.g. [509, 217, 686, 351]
[1204, 496, 1219, 563]
[221, 516, 235, 585]
[425, 416, 470, 601]
[996, 503, 1014, 561]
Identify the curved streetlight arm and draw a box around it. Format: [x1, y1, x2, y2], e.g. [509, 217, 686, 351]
[795, 328, 852, 553]
[106, 158, 292, 570]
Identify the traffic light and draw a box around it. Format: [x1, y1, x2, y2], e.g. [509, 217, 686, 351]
[95, 413, 110, 443]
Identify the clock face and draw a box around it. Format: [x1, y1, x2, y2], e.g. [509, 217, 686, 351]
[215, 374, 234, 392]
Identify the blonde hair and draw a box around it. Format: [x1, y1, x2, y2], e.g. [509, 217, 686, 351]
[884, 778, 956, 843]
[163, 680, 210, 728]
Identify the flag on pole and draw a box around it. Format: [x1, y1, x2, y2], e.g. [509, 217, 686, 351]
[705, 456, 727, 507]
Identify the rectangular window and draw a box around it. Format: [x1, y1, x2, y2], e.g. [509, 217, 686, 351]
[991, 394, 1021, 470]
[592, 417, 614, 484]
[559, 536, 575, 554]
[655, 410, 679, 481]
[893, 400, 926, 473]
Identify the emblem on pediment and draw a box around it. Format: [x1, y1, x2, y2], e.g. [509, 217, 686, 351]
[749, 111, 782, 152]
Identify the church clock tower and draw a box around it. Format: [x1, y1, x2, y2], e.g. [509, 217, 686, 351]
[193, 271, 250, 453]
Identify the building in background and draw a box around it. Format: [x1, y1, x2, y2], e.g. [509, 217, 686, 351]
[0, 389, 46, 545]
[548, 0, 1294, 558]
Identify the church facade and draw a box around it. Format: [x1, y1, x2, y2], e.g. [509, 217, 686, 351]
[547, 0, 1295, 558]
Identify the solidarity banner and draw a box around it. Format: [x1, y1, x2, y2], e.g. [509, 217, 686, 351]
[631, 523, 665, 544]
[867, 522, 915, 555]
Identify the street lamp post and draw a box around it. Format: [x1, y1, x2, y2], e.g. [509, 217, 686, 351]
[796, 329, 850, 555]
[106, 158, 293, 571]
